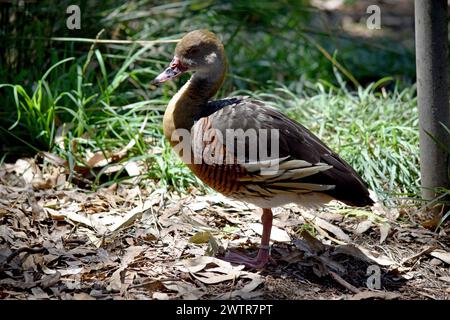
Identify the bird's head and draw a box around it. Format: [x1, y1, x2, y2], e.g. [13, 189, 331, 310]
[152, 29, 225, 84]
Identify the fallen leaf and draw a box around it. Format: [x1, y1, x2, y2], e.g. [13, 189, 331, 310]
[42, 266, 83, 276]
[152, 292, 170, 300]
[205, 234, 223, 257]
[372, 202, 399, 221]
[30, 287, 49, 300]
[249, 223, 291, 242]
[39, 151, 68, 167]
[349, 290, 401, 300]
[0, 225, 14, 244]
[240, 274, 264, 293]
[109, 200, 153, 233]
[39, 272, 61, 289]
[333, 244, 396, 266]
[218, 273, 264, 299]
[355, 220, 373, 234]
[280, 250, 304, 264]
[179, 256, 246, 285]
[13, 158, 38, 184]
[421, 209, 442, 230]
[108, 246, 144, 292]
[187, 201, 209, 211]
[189, 231, 212, 244]
[300, 211, 350, 242]
[192, 272, 238, 284]
[0, 278, 37, 290]
[379, 223, 390, 244]
[294, 230, 326, 254]
[312, 259, 329, 278]
[124, 161, 141, 177]
[73, 293, 96, 300]
[44, 207, 93, 229]
[318, 255, 346, 274]
[180, 256, 242, 274]
[163, 281, 204, 300]
[429, 250, 450, 264]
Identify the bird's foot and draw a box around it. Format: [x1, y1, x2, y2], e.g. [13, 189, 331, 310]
[222, 247, 276, 269]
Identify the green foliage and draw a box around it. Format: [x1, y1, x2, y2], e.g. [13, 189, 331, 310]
[0, 41, 203, 192]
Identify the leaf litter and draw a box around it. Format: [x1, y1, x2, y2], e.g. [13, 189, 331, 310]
[0, 158, 449, 300]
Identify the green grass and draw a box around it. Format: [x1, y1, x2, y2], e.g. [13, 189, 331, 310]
[0, 41, 204, 193]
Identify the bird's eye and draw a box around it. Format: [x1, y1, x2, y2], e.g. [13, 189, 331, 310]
[188, 47, 199, 55]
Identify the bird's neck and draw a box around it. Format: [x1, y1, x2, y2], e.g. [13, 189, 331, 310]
[163, 58, 227, 144]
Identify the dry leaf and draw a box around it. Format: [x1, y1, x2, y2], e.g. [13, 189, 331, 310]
[189, 231, 212, 244]
[192, 272, 238, 284]
[355, 220, 373, 234]
[218, 273, 264, 299]
[300, 211, 350, 242]
[39, 272, 61, 289]
[240, 274, 264, 293]
[152, 292, 170, 300]
[372, 202, 399, 221]
[124, 161, 141, 183]
[39, 151, 67, 167]
[179, 256, 246, 285]
[205, 234, 222, 257]
[30, 287, 49, 300]
[280, 250, 304, 264]
[42, 266, 83, 276]
[349, 290, 401, 300]
[333, 244, 396, 266]
[429, 250, 450, 264]
[163, 281, 204, 300]
[379, 223, 390, 244]
[109, 200, 153, 233]
[187, 201, 209, 211]
[249, 223, 291, 242]
[294, 230, 326, 254]
[73, 293, 96, 300]
[180, 256, 242, 273]
[13, 159, 38, 184]
[108, 246, 144, 292]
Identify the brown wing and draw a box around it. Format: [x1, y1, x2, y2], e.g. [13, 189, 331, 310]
[188, 115, 246, 195]
[191, 96, 373, 207]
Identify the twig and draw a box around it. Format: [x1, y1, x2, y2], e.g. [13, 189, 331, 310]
[328, 270, 361, 294]
[400, 245, 437, 266]
[128, 278, 179, 290]
[5, 246, 48, 263]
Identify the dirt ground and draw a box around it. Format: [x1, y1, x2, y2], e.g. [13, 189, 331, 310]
[0, 158, 449, 300]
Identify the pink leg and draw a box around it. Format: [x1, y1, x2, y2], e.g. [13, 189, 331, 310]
[223, 208, 274, 269]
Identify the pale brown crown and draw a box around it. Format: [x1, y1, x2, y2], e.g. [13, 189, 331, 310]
[175, 29, 225, 70]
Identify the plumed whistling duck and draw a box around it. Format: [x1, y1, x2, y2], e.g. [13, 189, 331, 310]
[152, 29, 373, 268]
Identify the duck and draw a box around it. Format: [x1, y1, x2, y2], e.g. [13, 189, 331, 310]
[152, 29, 373, 268]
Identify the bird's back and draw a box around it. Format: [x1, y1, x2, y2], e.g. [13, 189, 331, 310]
[189, 96, 373, 207]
